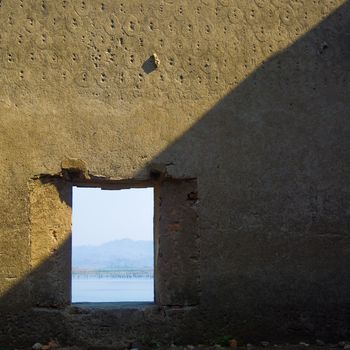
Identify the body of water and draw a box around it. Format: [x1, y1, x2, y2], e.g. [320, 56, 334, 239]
[72, 278, 154, 302]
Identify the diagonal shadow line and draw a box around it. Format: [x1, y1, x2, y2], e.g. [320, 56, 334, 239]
[1, 1, 350, 347]
[135, 0, 350, 342]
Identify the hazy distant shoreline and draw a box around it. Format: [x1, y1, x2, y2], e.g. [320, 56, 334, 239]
[72, 238, 153, 270]
[72, 268, 153, 280]
[72, 239, 154, 301]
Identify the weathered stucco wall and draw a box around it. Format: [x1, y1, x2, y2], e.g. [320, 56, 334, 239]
[1, 0, 350, 347]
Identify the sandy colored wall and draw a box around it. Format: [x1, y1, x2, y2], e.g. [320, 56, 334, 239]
[1, 0, 350, 347]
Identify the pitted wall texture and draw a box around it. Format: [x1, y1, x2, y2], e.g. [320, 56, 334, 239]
[0, 0, 350, 347]
[0, 0, 346, 113]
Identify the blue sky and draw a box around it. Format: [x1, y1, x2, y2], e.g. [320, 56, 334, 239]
[72, 187, 154, 246]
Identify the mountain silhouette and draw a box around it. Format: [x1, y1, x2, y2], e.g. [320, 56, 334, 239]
[72, 239, 153, 269]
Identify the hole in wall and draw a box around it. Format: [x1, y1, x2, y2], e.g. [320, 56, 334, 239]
[71, 186, 154, 303]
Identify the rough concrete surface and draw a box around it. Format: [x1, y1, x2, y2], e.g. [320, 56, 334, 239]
[1, 0, 350, 348]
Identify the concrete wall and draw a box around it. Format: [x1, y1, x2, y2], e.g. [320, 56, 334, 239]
[1, 0, 350, 347]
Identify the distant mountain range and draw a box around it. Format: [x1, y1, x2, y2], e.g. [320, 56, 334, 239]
[72, 239, 153, 270]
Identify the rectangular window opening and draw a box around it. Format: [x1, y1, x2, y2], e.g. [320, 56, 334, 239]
[71, 186, 154, 304]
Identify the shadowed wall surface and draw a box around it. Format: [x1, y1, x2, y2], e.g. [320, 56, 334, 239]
[0, 0, 350, 347]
